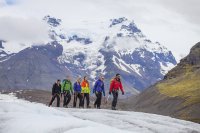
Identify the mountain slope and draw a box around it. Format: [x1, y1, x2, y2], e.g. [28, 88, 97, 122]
[54, 16, 176, 91]
[0, 93, 200, 133]
[0, 16, 177, 93]
[0, 41, 70, 89]
[130, 42, 200, 123]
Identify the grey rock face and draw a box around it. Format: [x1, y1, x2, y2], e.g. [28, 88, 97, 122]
[100, 46, 176, 91]
[0, 41, 69, 89]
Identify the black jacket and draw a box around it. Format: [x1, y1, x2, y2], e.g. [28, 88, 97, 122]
[52, 83, 61, 95]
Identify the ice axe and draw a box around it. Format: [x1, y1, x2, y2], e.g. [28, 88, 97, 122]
[104, 95, 110, 104]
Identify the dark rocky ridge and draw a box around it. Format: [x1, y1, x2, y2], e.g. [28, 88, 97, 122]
[128, 42, 200, 123]
[164, 42, 200, 80]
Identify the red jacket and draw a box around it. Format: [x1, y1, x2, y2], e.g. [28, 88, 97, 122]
[109, 78, 124, 93]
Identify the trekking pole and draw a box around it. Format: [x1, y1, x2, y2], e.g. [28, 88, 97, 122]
[74, 92, 77, 107]
[105, 95, 110, 104]
[103, 96, 106, 104]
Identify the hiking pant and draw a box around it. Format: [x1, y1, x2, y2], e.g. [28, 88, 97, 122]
[112, 90, 118, 108]
[82, 93, 90, 107]
[49, 94, 60, 107]
[63, 92, 71, 107]
[94, 92, 102, 108]
[73, 92, 83, 108]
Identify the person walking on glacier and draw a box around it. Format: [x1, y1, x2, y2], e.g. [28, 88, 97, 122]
[109, 73, 125, 110]
[93, 75, 105, 109]
[61, 76, 73, 108]
[73, 76, 83, 108]
[49, 79, 61, 107]
[81, 76, 91, 108]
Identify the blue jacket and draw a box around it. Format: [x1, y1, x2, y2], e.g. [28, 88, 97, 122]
[73, 82, 82, 93]
[93, 79, 105, 96]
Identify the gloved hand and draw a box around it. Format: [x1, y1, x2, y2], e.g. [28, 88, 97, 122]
[122, 92, 124, 95]
[109, 91, 111, 95]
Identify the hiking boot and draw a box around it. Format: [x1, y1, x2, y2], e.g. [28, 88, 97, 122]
[63, 105, 68, 108]
[94, 104, 97, 108]
[112, 107, 116, 110]
[87, 106, 91, 108]
[97, 107, 101, 109]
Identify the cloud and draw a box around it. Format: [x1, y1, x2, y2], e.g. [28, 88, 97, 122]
[157, 0, 200, 26]
[0, 0, 17, 7]
[0, 0, 199, 60]
[0, 16, 49, 43]
[0, 0, 6, 7]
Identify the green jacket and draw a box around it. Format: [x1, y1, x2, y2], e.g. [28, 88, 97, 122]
[61, 79, 73, 93]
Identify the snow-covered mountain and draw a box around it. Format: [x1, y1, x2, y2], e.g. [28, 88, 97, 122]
[0, 93, 200, 133]
[0, 15, 177, 93]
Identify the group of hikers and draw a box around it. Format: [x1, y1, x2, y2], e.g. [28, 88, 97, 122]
[49, 73, 125, 110]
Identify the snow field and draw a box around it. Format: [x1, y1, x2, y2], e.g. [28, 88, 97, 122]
[0, 94, 200, 133]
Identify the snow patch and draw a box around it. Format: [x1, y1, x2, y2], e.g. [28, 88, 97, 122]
[113, 55, 131, 73]
[113, 55, 143, 77]
[160, 62, 175, 75]
[130, 64, 142, 76]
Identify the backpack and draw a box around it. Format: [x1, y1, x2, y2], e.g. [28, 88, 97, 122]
[62, 79, 72, 92]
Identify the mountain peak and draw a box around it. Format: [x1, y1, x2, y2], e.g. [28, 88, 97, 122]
[121, 22, 141, 34]
[110, 17, 128, 27]
[109, 17, 143, 38]
[43, 15, 61, 27]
